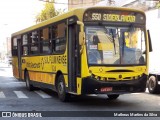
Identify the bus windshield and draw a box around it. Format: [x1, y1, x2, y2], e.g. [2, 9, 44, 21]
[85, 25, 146, 65]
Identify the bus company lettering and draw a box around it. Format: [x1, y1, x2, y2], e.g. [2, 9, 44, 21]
[41, 55, 67, 65]
[26, 56, 66, 70]
[40, 55, 67, 70]
[26, 62, 41, 69]
[103, 14, 135, 22]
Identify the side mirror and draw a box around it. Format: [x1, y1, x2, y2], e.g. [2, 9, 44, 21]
[147, 30, 152, 52]
[77, 21, 85, 45]
[77, 21, 85, 53]
[79, 31, 85, 45]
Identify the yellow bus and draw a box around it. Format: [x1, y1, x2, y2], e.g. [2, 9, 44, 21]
[11, 6, 152, 101]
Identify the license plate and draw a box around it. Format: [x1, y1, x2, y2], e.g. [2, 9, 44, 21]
[100, 87, 112, 92]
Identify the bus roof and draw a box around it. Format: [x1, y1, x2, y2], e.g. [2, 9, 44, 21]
[11, 6, 145, 37]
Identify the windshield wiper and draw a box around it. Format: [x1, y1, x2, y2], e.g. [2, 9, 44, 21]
[111, 29, 116, 55]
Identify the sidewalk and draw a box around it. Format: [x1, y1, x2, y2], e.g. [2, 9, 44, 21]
[0, 63, 13, 77]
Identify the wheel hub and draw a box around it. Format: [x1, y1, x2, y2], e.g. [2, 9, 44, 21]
[58, 81, 64, 94]
[149, 79, 155, 91]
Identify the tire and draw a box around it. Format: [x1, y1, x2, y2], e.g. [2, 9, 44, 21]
[148, 76, 159, 94]
[25, 71, 35, 91]
[56, 75, 70, 102]
[107, 94, 119, 100]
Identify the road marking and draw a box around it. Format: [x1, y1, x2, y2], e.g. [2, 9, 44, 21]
[34, 90, 52, 98]
[145, 88, 149, 93]
[0, 82, 25, 84]
[86, 94, 97, 97]
[0, 91, 5, 98]
[14, 91, 28, 98]
[131, 93, 142, 95]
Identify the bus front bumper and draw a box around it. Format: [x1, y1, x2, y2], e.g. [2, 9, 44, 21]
[81, 74, 147, 94]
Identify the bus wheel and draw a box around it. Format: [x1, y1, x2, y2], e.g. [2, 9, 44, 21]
[25, 71, 34, 91]
[57, 75, 70, 102]
[148, 76, 159, 94]
[107, 94, 119, 100]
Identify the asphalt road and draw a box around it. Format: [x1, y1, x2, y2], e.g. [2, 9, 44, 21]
[0, 63, 160, 120]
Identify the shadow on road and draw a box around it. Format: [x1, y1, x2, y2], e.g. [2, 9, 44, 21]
[42, 89, 143, 109]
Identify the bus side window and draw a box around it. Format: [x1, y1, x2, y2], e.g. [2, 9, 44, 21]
[51, 25, 58, 53]
[52, 22, 66, 53]
[12, 37, 18, 56]
[22, 34, 28, 55]
[30, 31, 39, 55]
[40, 27, 51, 54]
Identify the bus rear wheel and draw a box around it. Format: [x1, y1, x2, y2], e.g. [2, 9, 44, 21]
[25, 71, 35, 91]
[107, 94, 119, 100]
[56, 75, 70, 102]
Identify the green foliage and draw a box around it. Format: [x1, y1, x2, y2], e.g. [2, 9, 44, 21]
[36, 0, 63, 23]
[156, 1, 160, 9]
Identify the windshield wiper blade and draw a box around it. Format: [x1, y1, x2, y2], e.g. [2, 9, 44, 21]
[111, 29, 116, 54]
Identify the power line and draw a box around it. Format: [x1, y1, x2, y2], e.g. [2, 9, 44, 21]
[38, 0, 105, 5]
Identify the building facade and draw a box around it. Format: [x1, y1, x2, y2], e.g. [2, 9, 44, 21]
[68, 0, 103, 10]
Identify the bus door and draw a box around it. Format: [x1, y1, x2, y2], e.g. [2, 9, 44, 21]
[68, 19, 81, 93]
[17, 36, 22, 80]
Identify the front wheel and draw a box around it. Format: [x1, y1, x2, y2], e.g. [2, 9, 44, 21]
[148, 76, 160, 94]
[56, 75, 70, 102]
[107, 94, 119, 100]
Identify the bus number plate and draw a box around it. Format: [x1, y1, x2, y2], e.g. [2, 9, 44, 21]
[100, 87, 112, 92]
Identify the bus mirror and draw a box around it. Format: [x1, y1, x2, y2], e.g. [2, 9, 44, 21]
[79, 31, 85, 45]
[77, 21, 85, 53]
[147, 30, 152, 52]
[77, 21, 85, 45]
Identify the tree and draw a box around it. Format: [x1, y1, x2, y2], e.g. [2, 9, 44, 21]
[156, 1, 160, 9]
[36, 0, 63, 23]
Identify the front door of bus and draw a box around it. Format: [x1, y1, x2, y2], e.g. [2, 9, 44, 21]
[17, 38, 22, 80]
[68, 23, 80, 92]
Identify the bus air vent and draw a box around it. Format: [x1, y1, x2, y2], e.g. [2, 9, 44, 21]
[108, 77, 116, 80]
[106, 70, 134, 72]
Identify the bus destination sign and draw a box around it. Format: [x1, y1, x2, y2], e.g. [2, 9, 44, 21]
[84, 10, 145, 24]
[101, 14, 135, 22]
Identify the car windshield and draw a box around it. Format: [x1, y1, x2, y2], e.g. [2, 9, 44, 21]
[85, 25, 146, 65]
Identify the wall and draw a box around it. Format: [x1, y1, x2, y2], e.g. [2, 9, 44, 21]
[146, 9, 160, 72]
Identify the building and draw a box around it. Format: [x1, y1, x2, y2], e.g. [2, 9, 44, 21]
[0, 37, 11, 61]
[95, 0, 159, 11]
[68, 0, 103, 10]
[6, 37, 11, 57]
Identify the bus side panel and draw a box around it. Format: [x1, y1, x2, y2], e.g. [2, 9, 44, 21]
[28, 71, 55, 85]
[12, 57, 20, 79]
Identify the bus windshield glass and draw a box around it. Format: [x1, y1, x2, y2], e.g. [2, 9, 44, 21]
[85, 25, 146, 65]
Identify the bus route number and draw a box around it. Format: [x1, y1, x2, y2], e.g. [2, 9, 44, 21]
[92, 13, 101, 20]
